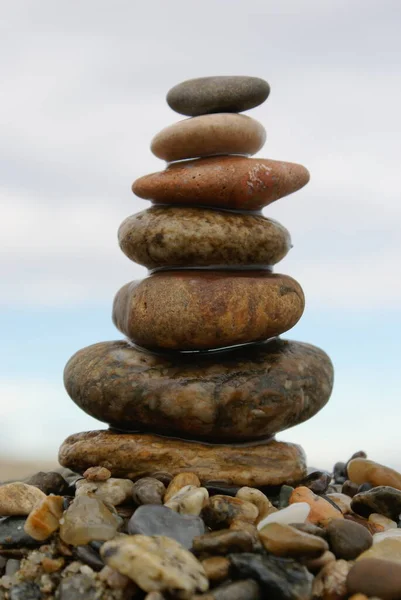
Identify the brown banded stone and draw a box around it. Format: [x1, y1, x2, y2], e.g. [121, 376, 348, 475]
[58, 430, 307, 487]
[166, 76, 270, 116]
[118, 206, 291, 269]
[64, 339, 333, 442]
[112, 271, 305, 351]
[151, 113, 266, 162]
[132, 156, 310, 211]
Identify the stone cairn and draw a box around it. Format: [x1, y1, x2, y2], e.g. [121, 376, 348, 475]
[59, 76, 334, 489]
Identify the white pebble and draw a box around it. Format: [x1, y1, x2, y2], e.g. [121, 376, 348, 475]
[373, 529, 401, 544]
[257, 502, 310, 531]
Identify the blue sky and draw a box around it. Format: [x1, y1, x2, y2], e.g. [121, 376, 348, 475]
[1, 0, 400, 471]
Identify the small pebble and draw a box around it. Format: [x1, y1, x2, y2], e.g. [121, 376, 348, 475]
[278, 485, 294, 509]
[342, 480, 359, 498]
[259, 522, 328, 558]
[236, 487, 275, 523]
[300, 471, 331, 495]
[8, 582, 42, 600]
[201, 556, 230, 583]
[347, 558, 401, 600]
[164, 473, 201, 503]
[203, 496, 258, 528]
[165, 485, 209, 516]
[128, 505, 205, 549]
[74, 545, 104, 571]
[192, 529, 254, 555]
[24, 495, 64, 541]
[59, 495, 121, 546]
[24, 471, 69, 495]
[75, 478, 134, 506]
[0, 483, 46, 517]
[333, 462, 347, 484]
[369, 513, 398, 530]
[312, 559, 351, 600]
[132, 477, 166, 506]
[290, 487, 344, 526]
[351, 486, 401, 520]
[357, 537, 401, 562]
[257, 502, 311, 530]
[325, 519, 373, 560]
[101, 534, 208, 597]
[83, 466, 111, 481]
[229, 553, 312, 600]
[358, 482, 373, 493]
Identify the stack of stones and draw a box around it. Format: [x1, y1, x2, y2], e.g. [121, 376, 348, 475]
[59, 76, 334, 489]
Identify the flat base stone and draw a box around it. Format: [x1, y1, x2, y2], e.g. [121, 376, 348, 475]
[58, 430, 307, 487]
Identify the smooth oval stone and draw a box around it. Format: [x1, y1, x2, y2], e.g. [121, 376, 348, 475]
[133, 155, 310, 211]
[64, 339, 333, 442]
[325, 519, 373, 560]
[167, 76, 270, 116]
[58, 430, 307, 487]
[128, 505, 205, 549]
[0, 517, 41, 548]
[259, 523, 328, 558]
[113, 271, 305, 351]
[348, 459, 401, 491]
[347, 558, 401, 600]
[151, 114, 266, 162]
[118, 206, 291, 269]
[351, 487, 401, 520]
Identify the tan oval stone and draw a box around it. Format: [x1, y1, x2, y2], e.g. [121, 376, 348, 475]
[133, 155, 310, 211]
[58, 430, 307, 487]
[64, 338, 333, 442]
[236, 487, 275, 524]
[164, 473, 201, 503]
[0, 483, 46, 517]
[118, 206, 291, 269]
[348, 458, 401, 491]
[259, 523, 329, 558]
[112, 271, 304, 351]
[151, 113, 265, 162]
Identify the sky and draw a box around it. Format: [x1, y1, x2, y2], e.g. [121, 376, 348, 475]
[1, 0, 400, 472]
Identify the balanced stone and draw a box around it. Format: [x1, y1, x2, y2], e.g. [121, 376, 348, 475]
[58, 430, 307, 487]
[151, 114, 266, 162]
[118, 206, 291, 269]
[112, 271, 304, 350]
[132, 156, 310, 211]
[64, 339, 333, 442]
[166, 76, 270, 116]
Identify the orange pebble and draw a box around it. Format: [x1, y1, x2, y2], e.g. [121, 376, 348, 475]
[289, 486, 344, 526]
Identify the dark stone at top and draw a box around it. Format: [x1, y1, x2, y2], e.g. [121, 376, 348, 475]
[229, 553, 312, 600]
[333, 462, 347, 484]
[24, 471, 69, 495]
[128, 505, 206, 549]
[166, 76, 270, 116]
[351, 486, 401, 520]
[300, 471, 331, 495]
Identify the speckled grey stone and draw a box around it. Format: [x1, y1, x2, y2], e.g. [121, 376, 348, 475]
[167, 76, 270, 116]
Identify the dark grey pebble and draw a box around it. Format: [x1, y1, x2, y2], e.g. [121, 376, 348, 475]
[300, 471, 331, 495]
[9, 582, 42, 600]
[229, 553, 312, 600]
[204, 579, 262, 600]
[0, 517, 40, 548]
[74, 545, 104, 571]
[24, 471, 69, 495]
[333, 462, 347, 484]
[358, 482, 373, 493]
[128, 505, 205, 548]
[326, 519, 372, 560]
[351, 486, 401, 520]
[278, 485, 294, 509]
[342, 480, 359, 498]
[166, 76, 270, 116]
[56, 574, 98, 600]
[205, 483, 241, 497]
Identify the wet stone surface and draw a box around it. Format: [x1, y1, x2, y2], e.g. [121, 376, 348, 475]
[351, 486, 401, 520]
[0, 517, 40, 548]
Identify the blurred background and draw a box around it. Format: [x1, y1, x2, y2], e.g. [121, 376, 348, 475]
[1, 0, 400, 479]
